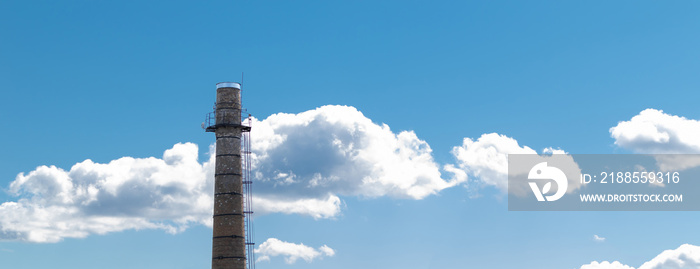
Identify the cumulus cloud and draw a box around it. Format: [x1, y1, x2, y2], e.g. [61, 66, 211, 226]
[4, 105, 583, 243]
[249, 105, 465, 218]
[450, 133, 581, 195]
[0, 143, 215, 243]
[610, 109, 700, 171]
[0, 105, 471, 242]
[255, 238, 334, 264]
[638, 244, 700, 269]
[450, 133, 536, 191]
[579, 244, 700, 269]
[610, 109, 700, 154]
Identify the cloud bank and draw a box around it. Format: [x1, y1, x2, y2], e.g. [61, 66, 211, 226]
[255, 238, 334, 264]
[0, 143, 215, 243]
[0, 104, 567, 243]
[1, 105, 474, 242]
[580, 244, 700, 269]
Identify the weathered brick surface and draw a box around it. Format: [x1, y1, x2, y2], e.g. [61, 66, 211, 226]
[211, 85, 246, 269]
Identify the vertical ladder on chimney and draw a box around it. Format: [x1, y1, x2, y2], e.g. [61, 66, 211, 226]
[242, 115, 256, 269]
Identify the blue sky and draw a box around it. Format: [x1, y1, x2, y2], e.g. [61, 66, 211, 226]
[3, 1, 700, 268]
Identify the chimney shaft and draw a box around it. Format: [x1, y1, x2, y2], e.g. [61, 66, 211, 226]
[211, 82, 246, 269]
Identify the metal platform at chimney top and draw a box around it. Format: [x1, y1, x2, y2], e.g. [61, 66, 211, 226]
[203, 108, 252, 133]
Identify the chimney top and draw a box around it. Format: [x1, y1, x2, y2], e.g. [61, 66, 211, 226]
[216, 82, 241, 89]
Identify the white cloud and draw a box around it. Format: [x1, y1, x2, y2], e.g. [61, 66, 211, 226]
[579, 244, 700, 269]
[253, 195, 342, 220]
[450, 133, 581, 195]
[0, 105, 470, 242]
[610, 109, 700, 171]
[4, 105, 587, 243]
[319, 244, 335, 256]
[610, 109, 700, 154]
[581, 261, 634, 269]
[255, 238, 334, 264]
[593, 235, 606, 242]
[450, 133, 536, 191]
[249, 105, 465, 218]
[638, 244, 700, 269]
[0, 143, 215, 243]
